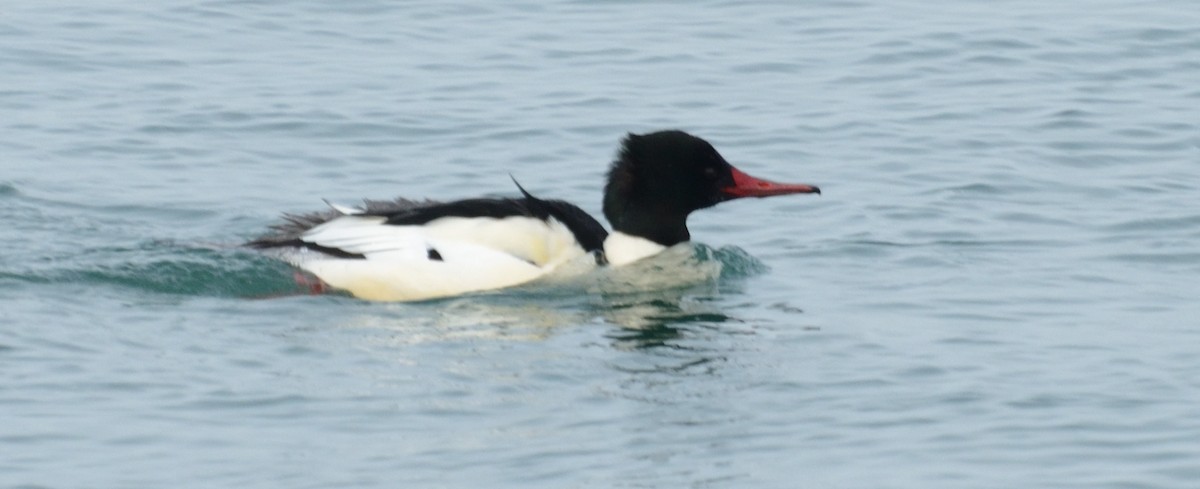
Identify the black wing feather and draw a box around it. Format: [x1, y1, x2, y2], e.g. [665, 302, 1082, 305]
[247, 186, 609, 256]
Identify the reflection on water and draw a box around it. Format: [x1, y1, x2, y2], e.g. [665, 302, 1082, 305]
[334, 283, 739, 350]
[569, 244, 743, 352]
[333, 279, 741, 355]
[324, 243, 755, 347]
[597, 293, 733, 350]
[596, 288, 745, 423]
[334, 299, 587, 344]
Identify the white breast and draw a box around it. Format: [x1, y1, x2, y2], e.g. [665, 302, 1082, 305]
[283, 214, 592, 301]
[602, 231, 669, 266]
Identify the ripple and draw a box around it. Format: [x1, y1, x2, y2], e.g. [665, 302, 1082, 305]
[1104, 252, 1200, 265]
[5, 1, 1200, 488]
[1099, 214, 1200, 232]
[4, 242, 301, 298]
[859, 48, 958, 65]
[961, 54, 1023, 66]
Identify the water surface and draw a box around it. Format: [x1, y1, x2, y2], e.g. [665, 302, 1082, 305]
[3, 1, 1199, 487]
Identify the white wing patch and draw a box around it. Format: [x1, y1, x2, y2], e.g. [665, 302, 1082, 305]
[283, 214, 592, 301]
[302, 215, 421, 256]
[322, 199, 365, 216]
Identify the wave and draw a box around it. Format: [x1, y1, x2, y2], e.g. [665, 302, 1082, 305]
[1, 239, 767, 302]
[1, 242, 301, 298]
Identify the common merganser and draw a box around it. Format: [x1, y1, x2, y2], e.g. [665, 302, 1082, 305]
[247, 130, 820, 301]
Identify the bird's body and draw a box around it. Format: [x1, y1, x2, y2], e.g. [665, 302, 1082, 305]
[248, 130, 820, 301]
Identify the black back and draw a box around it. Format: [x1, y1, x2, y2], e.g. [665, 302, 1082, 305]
[248, 186, 608, 257]
[368, 187, 607, 254]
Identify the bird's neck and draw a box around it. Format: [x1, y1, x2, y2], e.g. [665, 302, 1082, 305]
[600, 204, 690, 266]
[608, 205, 691, 248]
[603, 231, 671, 266]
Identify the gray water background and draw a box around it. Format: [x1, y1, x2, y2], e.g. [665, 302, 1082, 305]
[2, 1, 1199, 487]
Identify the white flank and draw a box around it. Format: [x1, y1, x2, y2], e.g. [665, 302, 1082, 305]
[284, 214, 590, 301]
[603, 231, 668, 266]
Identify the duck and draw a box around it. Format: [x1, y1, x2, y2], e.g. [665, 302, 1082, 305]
[247, 130, 820, 301]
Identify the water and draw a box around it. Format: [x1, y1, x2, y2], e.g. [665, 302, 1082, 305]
[3, 1, 1199, 487]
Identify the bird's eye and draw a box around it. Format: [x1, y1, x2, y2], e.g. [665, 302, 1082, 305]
[703, 167, 718, 179]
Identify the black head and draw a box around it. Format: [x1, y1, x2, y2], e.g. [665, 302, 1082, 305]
[602, 130, 819, 247]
